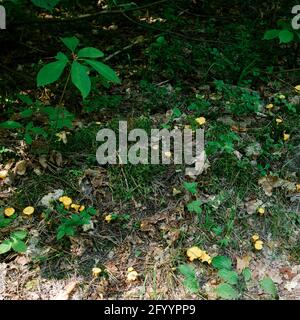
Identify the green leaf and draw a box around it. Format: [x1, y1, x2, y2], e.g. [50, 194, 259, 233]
[0, 121, 23, 129]
[71, 61, 91, 98]
[216, 283, 239, 300]
[0, 240, 12, 254]
[84, 59, 121, 84]
[11, 239, 27, 253]
[178, 264, 199, 293]
[60, 36, 80, 52]
[260, 277, 277, 298]
[24, 133, 33, 145]
[31, 0, 60, 11]
[0, 216, 13, 228]
[11, 230, 27, 240]
[212, 256, 232, 270]
[30, 126, 48, 138]
[43, 107, 74, 129]
[77, 47, 104, 58]
[156, 36, 166, 44]
[172, 107, 182, 118]
[218, 269, 239, 285]
[242, 268, 252, 282]
[279, 30, 294, 43]
[37, 60, 68, 87]
[183, 182, 198, 195]
[17, 94, 33, 105]
[187, 200, 202, 214]
[55, 52, 69, 62]
[263, 29, 280, 40]
[20, 109, 33, 118]
[57, 228, 66, 240]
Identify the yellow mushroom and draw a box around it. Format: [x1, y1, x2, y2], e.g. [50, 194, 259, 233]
[257, 207, 265, 216]
[92, 267, 102, 277]
[254, 240, 263, 250]
[71, 204, 81, 212]
[0, 170, 8, 180]
[127, 267, 138, 281]
[186, 246, 204, 261]
[23, 206, 35, 216]
[59, 196, 72, 209]
[266, 103, 274, 110]
[4, 207, 15, 217]
[195, 117, 206, 126]
[200, 251, 212, 264]
[283, 132, 290, 141]
[105, 214, 112, 223]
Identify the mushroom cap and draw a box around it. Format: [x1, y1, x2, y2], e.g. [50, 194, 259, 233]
[195, 117, 206, 125]
[59, 196, 72, 206]
[92, 267, 102, 276]
[257, 207, 265, 214]
[23, 206, 35, 215]
[0, 170, 8, 179]
[252, 234, 260, 242]
[105, 214, 112, 222]
[4, 207, 15, 217]
[254, 240, 263, 250]
[71, 203, 80, 211]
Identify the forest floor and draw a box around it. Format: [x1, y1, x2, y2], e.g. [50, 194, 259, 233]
[1, 2, 300, 300]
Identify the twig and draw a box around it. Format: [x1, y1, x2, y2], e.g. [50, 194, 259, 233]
[120, 11, 232, 44]
[32, 0, 169, 23]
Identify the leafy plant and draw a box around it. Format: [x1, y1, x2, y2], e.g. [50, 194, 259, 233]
[216, 283, 239, 300]
[214, 80, 261, 115]
[260, 277, 278, 299]
[178, 264, 200, 293]
[44, 203, 98, 240]
[0, 213, 15, 228]
[187, 200, 202, 214]
[31, 0, 60, 11]
[183, 182, 198, 195]
[212, 255, 252, 300]
[0, 94, 74, 145]
[37, 36, 121, 99]
[264, 20, 300, 44]
[0, 230, 28, 254]
[212, 255, 232, 270]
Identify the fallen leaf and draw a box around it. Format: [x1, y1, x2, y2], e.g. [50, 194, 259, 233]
[284, 274, 300, 291]
[15, 160, 27, 175]
[236, 256, 251, 274]
[39, 155, 48, 169]
[258, 175, 296, 196]
[245, 199, 263, 214]
[52, 281, 77, 300]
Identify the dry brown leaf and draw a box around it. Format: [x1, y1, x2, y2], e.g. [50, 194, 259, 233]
[245, 199, 263, 214]
[55, 152, 63, 167]
[284, 274, 300, 291]
[15, 160, 27, 175]
[236, 256, 251, 274]
[52, 281, 77, 300]
[258, 175, 296, 196]
[39, 155, 48, 169]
